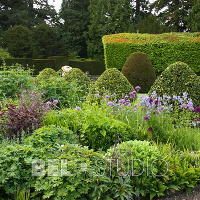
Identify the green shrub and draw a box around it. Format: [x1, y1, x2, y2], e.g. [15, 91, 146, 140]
[102, 33, 200, 74]
[64, 68, 91, 94]
[149, 62, 200, 106]
[35, 76, 86, 108]
[122, 52, 156, 93]
[0, 48, 11, 59]
[0, 141, 107, 199]
[0, 65, 33, 99]
[88, 68, 133, 100]
[106, 140, 200, 199]
[43, 107, 135, 151]
[24, 125, 77, 148]
[36, 68, 58, 81]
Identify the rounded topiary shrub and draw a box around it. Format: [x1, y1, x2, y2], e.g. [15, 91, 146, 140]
[64, 68, 90, 86]
[149, 62, 200, 106]
[36, 68, 58, 81]
[122, 52, 156, 93]
[88, 68, 133, 99]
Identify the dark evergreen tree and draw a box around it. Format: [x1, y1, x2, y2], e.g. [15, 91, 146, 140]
[0, 0, 57, 31]
[152, 0, 194, 32]
[60, 0, 90, 57]
[187, 0, 200, 31]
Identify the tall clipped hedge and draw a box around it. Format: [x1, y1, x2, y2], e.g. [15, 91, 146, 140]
[102, 33, 200, 74]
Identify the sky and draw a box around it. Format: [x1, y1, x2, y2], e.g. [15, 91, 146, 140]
[48, 0, 155, 12]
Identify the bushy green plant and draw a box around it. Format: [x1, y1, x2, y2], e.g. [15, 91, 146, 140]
[122, 52, 156, 93]
[0, 65, 33, 99]
[43, 107, 135, 151]
[24, 125, 77, 148]
[88, 68, 133, 100]
[35, 76, 86, 108]
[0, 48, 11, 59]
[106, 140, 200, 199]
[36, 68, 58, 81]
[64, 68, 91, 96]
[149, 62, 200, 106]
[0, 141, 108, 200]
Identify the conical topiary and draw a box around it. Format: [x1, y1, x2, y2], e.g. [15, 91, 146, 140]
[149, 62, 200, 106]
[88, 68, 133, 99]
[122, 52, 156, 93]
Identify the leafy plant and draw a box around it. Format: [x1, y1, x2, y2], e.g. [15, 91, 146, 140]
[87, 68, 133, 101]
[0, 65, 33, 99]
[43, 106, 135, 151]
[149, 62, 200, 106]
[0, 91, 52, 140]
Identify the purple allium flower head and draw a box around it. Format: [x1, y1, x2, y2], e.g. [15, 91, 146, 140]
[95, 94, 101, 98]
[135, 86, 141, 92]
[46, 101, 52, 106]
[157, 106, 166, 112]
[75, 106, 81, 111]
[180, 104, 188, 109]
[143, 116, 149, 120]
[107, 101, 114, 106]
[118, 99, 126, 104]
[53, 99, 59, 104]
[105, 95, 110, 99]
[147, 127, 153, 132]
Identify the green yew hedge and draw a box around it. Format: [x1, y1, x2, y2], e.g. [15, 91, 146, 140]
[102, 33, 200, 74]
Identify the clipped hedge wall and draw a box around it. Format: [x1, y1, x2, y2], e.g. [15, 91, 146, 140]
[69, 59, 105, 75]
[0, 58, 105, 75]
[102, 33, 200, 74]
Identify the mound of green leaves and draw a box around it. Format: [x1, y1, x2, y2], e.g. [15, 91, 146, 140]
[88, 68, 133, 99]
[122, 52, 156, 93]
[149, 62, 200, 106]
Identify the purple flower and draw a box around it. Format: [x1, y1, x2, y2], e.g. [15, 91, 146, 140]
[194, 107, 200, 113]
[107, 101, 114, 106]
[180, 104, 188, 109]
[157, 106, 166, 112]
[53, 99, 59, 104]
[46, 101, 52, 106]
[135, 86, 141, 92]
[95, 94, 101, 98]
[118, 99, 126, 104]
[147, 127, 153, 132]
[75, 107, 81, 111]
[143, 116, 149, 120]
[105, 95, 110, 99]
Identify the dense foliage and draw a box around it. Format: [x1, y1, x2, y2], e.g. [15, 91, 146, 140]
[103, 33, 200, 74]
[0, 65, 33, 99]
[149, 62, 200, 106]
[88, 68, 133, 100]
[122, 52, 156, 93]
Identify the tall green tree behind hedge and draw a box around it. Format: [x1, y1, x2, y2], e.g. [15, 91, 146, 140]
[32, 24, 65, 58]
[0, 0, 57, 31]
[4, 25, 33, 58]
[187, 0, 200, 31]
[60, 0, 90, 57]
[87, 0, 133, 58]
[152, 0, 194, 32]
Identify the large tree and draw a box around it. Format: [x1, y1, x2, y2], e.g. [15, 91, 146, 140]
[0, 0, 57, 31]
[187, 0, 200, 31]
[152, 0, 194, 32]
[60, 0, 90, 57]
